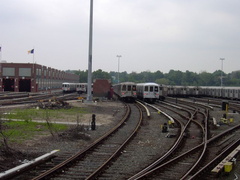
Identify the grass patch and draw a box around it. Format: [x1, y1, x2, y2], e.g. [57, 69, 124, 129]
[2, 107, 88, 121]
[0, 106, 87, 144]
[2, 121, 68, 143]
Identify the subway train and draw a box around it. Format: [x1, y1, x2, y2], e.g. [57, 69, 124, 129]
[114, 83, 240, 102]
[159, 84, 168, 100]
[167, 85, 240, 100]
[76, 83, 87, 94]
[113, 82, 167, 103]
[113, 82, 137, 102]
[62, 82, 89, 94]
[62, 82, 76, 93]
[136, 82, 160, 103]
[63, 81, 240, 101]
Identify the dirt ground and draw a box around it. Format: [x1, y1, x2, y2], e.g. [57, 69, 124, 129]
[64, 100, 124, 125]
[0, 100, 125, 173]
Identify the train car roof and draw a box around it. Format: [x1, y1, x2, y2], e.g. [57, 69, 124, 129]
[200, 86, 225, 89]
[62, 82, 76, 84]
[113, 82, 136, 86]
[137, 82, 159, 86]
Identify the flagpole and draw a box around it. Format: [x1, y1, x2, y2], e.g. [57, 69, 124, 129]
[0, 45, 2, 77]
[32, 48, 35, 75]
[0, 45, 2, 62]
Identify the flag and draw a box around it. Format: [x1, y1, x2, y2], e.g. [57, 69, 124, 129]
[28, 49, 34, 54]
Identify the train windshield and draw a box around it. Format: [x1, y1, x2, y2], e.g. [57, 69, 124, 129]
[150, 86, 153, 92]
[132, 85, 136, 91]
[144, 86, 148, 91]
[122, 85, 126, 91]
[127, 85, 131, 91]
[154, 86, 159, 92]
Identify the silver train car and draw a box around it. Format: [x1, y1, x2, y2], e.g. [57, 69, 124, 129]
[136, 82, 160, 103]
[76, 83, 87, 94]
[159, 84, 168, 100]
[113, 82, 137, 102]
[201, 86, 240, 100]
[167, 85, 240, 100]
[62, 82, 76, 93]
[188, 86, 203, 97]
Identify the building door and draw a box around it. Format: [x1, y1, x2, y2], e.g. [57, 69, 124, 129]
[3, 78, 14, 92]
[19, 79, 31, 92]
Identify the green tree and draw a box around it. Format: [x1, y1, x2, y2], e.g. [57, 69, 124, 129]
[75, 70, 88, 83]
[93, 69, 112, 80]
[155, 78, 169, 85]
[153, 70, 164, 80]
[198, 71, 214, 86]
[73, 69, 239, 86]
[165, 70, 183, 85]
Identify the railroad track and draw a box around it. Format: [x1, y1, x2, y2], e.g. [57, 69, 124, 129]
[0, 91, 78, 107]
[127, 100, 207, 179]
[6, 100, 175, 179]
[2, 97, 240, 179]
[17, 102, 142, 179]
[129, 99, 240, 179]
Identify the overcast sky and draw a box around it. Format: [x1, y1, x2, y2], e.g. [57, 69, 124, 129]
[0, 0, 239, 74]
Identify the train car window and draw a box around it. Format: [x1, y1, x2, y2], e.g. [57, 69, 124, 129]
[144, 86, 148, 91]
[122, 85, 126, 91]
[132, 85, 136, 91]
[127, 85, 131, 91]
[150, 86, 153, 92]
[154, 86, 158, 92]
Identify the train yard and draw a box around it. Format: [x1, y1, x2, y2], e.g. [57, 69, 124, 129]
[0, 90, 240, 179]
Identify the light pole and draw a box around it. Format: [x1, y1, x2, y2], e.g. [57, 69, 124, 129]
[87, 0, 93, 102]
[116, 55, 122, 83]
[220, 58, 225, 87]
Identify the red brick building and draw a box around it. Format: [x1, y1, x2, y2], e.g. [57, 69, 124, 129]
[0, 62, 79, 92]
[93, 79, 112, 98]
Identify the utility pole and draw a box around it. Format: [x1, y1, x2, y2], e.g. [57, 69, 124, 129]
[116, 55, 122, 83]
[220, 58, 225, 87]
[87, 0, 93, 102]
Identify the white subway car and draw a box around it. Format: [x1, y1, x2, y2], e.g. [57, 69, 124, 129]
[113, 82, 137, 102]
[136, 82, 160, 103]
[62, 82, 76, 93]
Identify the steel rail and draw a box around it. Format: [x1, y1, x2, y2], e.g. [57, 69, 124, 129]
[128, 103, 198, 180]
[129, 101, 209, 180]
[133, 116, 240, 179]
[32, 103, 131, 180]
[135, 100, 150, 117]
[189, 138, 240, 180]
[85, 103, 143, 179]
[180, 109, 209, 179]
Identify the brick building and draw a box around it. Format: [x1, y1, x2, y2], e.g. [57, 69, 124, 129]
[0, 62, 79, 92]
[93, 79, 112, 98]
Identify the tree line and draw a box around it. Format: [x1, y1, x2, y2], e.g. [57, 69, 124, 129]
[67, 69, 240, 86]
